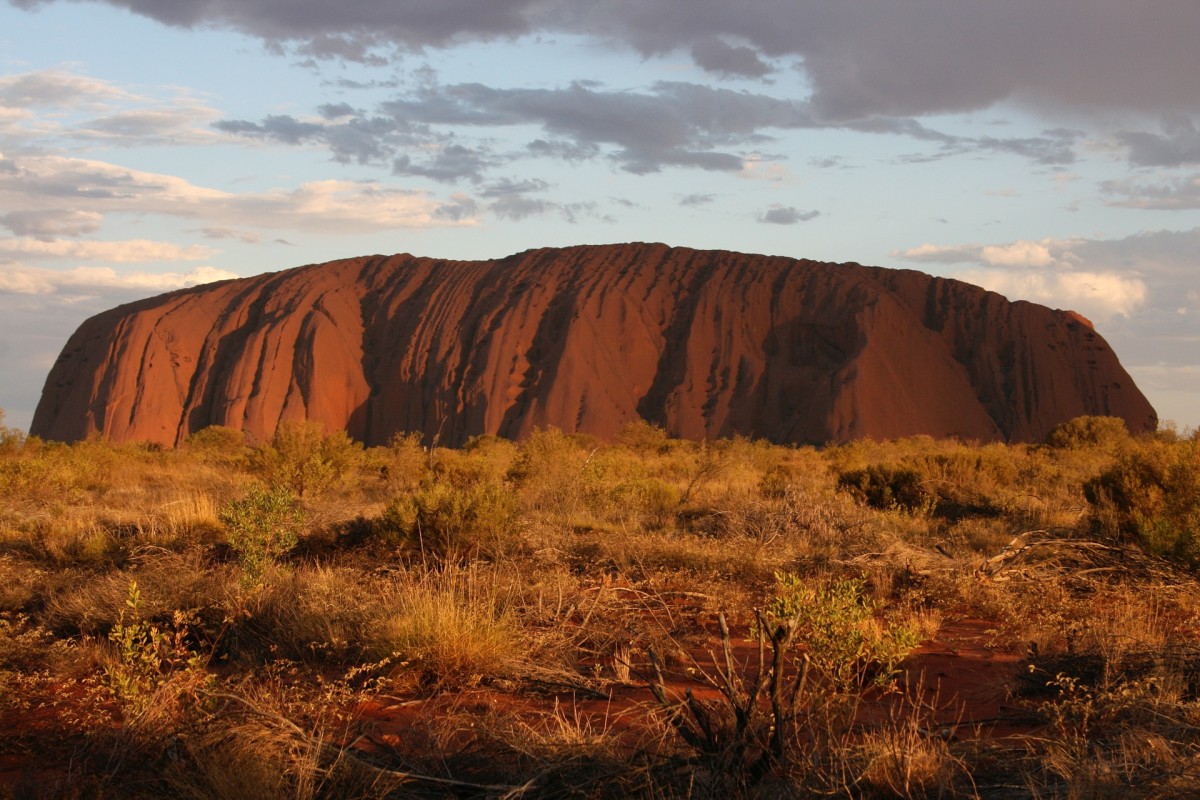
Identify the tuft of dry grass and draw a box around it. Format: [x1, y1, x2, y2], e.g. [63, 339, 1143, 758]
[371, 564, 524, 689]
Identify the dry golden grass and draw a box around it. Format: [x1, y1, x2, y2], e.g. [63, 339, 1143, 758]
[0, 417, 1198, 797]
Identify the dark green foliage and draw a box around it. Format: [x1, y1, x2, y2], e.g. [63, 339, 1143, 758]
[836, 464, 930, 513]
[1085, 439, 1200, 564]
[381, 481, 519, 558]
[219, 484, 304, 583]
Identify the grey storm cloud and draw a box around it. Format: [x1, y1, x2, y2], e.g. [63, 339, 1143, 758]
[478, 178, 600, 222]
[678, 193, 716, 207]
[11, 1, 1200, 122]
[215, 81, 818, 177]
[393, 144, 497, 184]
[759, 207, 819, 225]
[318, 102, 357, 120]
[1118, 116, 1200, 167]
[690, 37, 772, 79]
[378, 80, 815, 174]
[1103, 174, 1200, 211]
[215, 77, 1087, 181]
[214, 114, 326, 145]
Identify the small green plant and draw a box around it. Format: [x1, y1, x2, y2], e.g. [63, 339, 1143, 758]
[763, 573, 919, 689]
[104, 580, 204, 718]
[219, 484, 304, 584]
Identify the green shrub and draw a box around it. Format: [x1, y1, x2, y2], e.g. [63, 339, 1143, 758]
[103, 580, 206, 718]
[1045, 416, 1131, 450]
[1085, 439, 1200, 564]
[836, 464, 931, 514]
[369, 431, 430, 494]
[184, 426, 248, 465]
[219, 484, 304, 584]
[251, 420, 362, 498]
[0, 408, 24, 453]
[763, 573, 919, 689]
[381, 481, 519, 559]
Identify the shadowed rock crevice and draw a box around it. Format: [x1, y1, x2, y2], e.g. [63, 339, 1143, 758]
[30, 244, 1158, 446]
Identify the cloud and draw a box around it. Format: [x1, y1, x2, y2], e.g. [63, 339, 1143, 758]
[759, 206, 819, 225]
[0, 152, 478, 232]
[197, 227, 262, 244]
[955, 268, 1148, 320]
[375, 80, 813, 174]
[0, 262, 237, 295]
[1103, 173, 1200, 210]
[479, 177, 598, 221]
[678, 193, 715, 207]
[393, 143, 497, 183]
[0, 69, 133, 109]
[0, 209, 102, 239]
[690, 37, 772, 79]
[1118, 115, 1200, 167]
[214, 114, 327, 145]
[0, 237, 213, 262]
[214, 112, 432, 166]
[895, 227, 1200, 321]
[15, 2, 1200, 124]
[216, 74, 1079, 185]
[0, 69, 221, 147]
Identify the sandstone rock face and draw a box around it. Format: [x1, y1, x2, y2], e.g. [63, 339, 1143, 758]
[31, 243, 1157, 446]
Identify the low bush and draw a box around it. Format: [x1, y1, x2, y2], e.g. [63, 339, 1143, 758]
[381, 480, 520, 559]
[219, 484, 304, 584]
[251, 420, 363, 498]
[1046, 415, 1132, 450]
[763, 573, 920, 690]
[372, 565, 523, 689]
[1085, 439, 1200, 565]
[837, 464, 932, 514]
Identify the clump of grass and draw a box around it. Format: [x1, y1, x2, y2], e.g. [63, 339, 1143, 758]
[372, 565, 524, 689]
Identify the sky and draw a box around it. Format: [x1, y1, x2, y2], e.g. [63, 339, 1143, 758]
[0, 0, 1197, 435]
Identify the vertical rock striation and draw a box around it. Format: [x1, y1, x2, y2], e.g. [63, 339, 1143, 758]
[31, 243, 1157, 446]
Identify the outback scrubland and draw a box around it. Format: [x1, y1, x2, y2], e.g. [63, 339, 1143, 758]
[1, 411, 1199, 798]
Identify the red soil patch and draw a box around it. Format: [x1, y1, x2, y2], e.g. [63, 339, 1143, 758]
[347, 615, 1041, 763]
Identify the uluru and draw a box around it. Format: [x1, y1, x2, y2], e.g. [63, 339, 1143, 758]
[30, 243, 1156, 447]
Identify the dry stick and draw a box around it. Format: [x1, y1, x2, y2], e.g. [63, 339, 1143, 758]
[648, 649, 706, 753]
[208, 692, 534, 796]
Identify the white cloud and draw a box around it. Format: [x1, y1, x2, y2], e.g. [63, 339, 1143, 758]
[0, 152, 477, 232]
[979, 240, 1061, 269]
[0, 69, 222, 148]
[0, 237, 214, 262]
[0, 69, 136, 110]
[895, 238, 1086, 270]
[0, 262, 238, 295]
[889, 230, 1200, 320]
[956, 268, 1148, 320]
